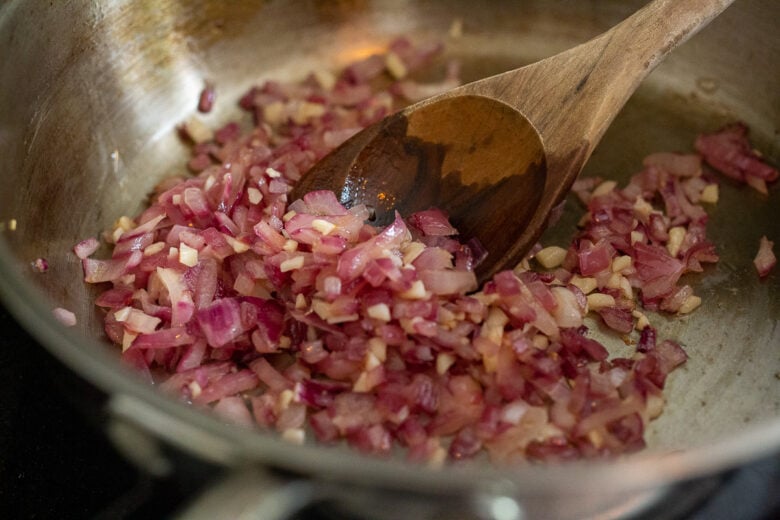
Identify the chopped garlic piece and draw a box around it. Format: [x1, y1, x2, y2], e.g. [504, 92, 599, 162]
[535, 246, 568, 269]
[427, 445, 448, 469]
[667, 226, 686, 258]
[282, 210, 297, 222]
[295, 293, 307, 310]
[111, 216, 134, 242]
[633, 197, 654, 219]
[400, 280, 427, 299]
[265, 167, 282, 178]
[311, 218, 336, 235]
[311, 299, 331, 320]
[353, 371, 377, 393]
[117, 216, 134, 230]
[402, 241, 426, 265]
[632, 310, 651, 330]
[204, 174, 216, 192]
[224, 235, 250, 254]
[365, 351, 382, 371]
[606, 272, 623, 290]
[280, 255, 305, 272]
[592, 180, 618, 198]
[645, 394, 665, 420]
[187, 380, 202, 398]
[400, 316, 423, 335]
[700, 183, 719, 204]
[367, 303, 391, 322]
[278, 389, 294, 410]
[532, 334, 549, 350]
[385, 51, 407, 79]
[678, 294, 702, 314]
[312, 69, 336, 90]
[121, 331, 137, 352]
[368, 337, 387, 362]
[263, 101, 285, 126]
[570, 275, 598, 294]
[183, 116, 213, 144]
[436, 352, 456, 375]
[143, 241, 166, 256]
[587, 292, 616, 311]
[292, 101, 326, 124]
[283, 239, 298, 252]
[619, 276, 634, 300]
[482, 308, 508, 345]
[326, 313, 359, 324]
[178, 243, 199, 267]
[281, 428, 305, 445]
[247, 187, 263, 205]
[473, 292, 500, 306]
[587, 429, 604, 449]
[630, 230, 645, 245]
[513, 258, 531, 273]
[611, 255, 632, 273]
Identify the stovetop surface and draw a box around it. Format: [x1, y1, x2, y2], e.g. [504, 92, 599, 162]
[1, 304, 779, 520]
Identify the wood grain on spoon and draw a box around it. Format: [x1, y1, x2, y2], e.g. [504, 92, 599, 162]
[291, 0, 735, 281]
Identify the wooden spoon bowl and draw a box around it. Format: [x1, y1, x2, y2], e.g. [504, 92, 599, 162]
[292, 0, 735, 280]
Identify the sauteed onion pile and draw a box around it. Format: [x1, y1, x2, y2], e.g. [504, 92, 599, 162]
[76, 39, 777, 465]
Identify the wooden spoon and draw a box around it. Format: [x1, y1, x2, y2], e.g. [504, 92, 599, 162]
[291, 0, 735, 280]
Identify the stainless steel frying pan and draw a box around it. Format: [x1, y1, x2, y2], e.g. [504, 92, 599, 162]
[0, 1, 777, 518]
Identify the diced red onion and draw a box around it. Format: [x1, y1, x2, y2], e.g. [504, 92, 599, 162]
[76, 38, 770, 466]
[198, 82, 216, 114]
[408, 208, 458, 236]
[695, 123, 779, 191]
[52, 307, 77, 327]
[73, 237, 100, 259]
[754, 235, 776, 278]
[32, 257, 49, 273]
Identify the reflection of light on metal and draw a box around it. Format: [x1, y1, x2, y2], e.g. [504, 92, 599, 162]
[334, 43, 385, 65]
[476, 495, 524, 520]
[377, 192, 386, 201]
[110, 149, 120, 174]
[0, 219, 18, 232]
[100, 1, 206, 145]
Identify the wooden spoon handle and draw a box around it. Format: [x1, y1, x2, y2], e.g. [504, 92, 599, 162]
[473, 0, 734, 165]
[518, 0, 736, 165]
[456, 0, 734, 253]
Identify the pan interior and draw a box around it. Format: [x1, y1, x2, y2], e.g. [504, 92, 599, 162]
[0, 0, 777, 476]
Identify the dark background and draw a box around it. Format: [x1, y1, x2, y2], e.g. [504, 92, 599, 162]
[0, 304, 203, 519]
